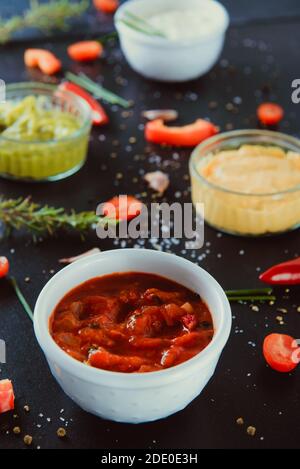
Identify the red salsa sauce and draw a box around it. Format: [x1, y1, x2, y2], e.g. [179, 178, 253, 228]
[50, 272, 214, 373]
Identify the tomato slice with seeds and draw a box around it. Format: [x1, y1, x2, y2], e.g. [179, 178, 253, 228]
[102, 195, 142, 221]
[263, 333, 299, 372]
[0, 256, 9, 278]
[257, 103, 284, 126]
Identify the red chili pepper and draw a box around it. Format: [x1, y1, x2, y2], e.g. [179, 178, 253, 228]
[58, 81, 109, 126]
[259, 257, 300, 285]
[145, 118, 218, 147]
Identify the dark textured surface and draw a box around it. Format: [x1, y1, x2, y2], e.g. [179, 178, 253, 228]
[0, 3, 300, 450]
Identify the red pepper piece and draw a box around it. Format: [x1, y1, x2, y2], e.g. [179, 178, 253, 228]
[259, 257, 300, 285]
[173, 331, 212, 348]
[58, 81, 109, 126]
[24, 49, 62, 75]
[145, 118, 218, 147]
[257, 102, 284, 126]
[102, 195, 142, 221]
[0, 256, 9, 278]
[88, 348, 144, 372]
[182, 313, 198, 331]
[0, 379, 15, 414]
[67, 41, 103, 62]
[161, 345, 183, 368]
[93, 0, 119, 13]
[129, 337, 170, 349]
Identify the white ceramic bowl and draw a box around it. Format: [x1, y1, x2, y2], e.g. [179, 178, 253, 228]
[115, 0, 229, 82]
[34, 249, 231, 423]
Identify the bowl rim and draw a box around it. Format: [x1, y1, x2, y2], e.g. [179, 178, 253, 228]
[0, 82, 92, 145]
[114, 0, 229, 48]
[189, 129, 300, 197]
[34, 249, 232, 388]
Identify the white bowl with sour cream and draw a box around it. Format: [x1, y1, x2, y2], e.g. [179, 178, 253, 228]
[115, 0, 229, 82]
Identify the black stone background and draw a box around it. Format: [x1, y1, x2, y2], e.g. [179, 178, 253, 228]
[0, 0, 299, 449]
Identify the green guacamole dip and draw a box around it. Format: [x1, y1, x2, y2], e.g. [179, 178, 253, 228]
[0, 95, 90, 181]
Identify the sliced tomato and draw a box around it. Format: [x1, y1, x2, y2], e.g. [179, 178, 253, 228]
[0, 379, 15, 414]
[0, 256, 9, 278]
[263, 333, 299, 372]
[145, 118, 218, 147]
[59, 82, 109, 126]
[257, 102, 284, 126]
[102, 195, 142, 221]
[93, 0, 119, 13]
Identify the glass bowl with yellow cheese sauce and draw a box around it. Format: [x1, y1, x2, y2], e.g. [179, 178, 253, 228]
[189, 130, 300, 236]
[0, 82, 92, 181]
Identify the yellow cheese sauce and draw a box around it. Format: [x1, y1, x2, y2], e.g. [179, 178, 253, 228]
[191, 144, 300, 235]
[198, 145, 300, 194]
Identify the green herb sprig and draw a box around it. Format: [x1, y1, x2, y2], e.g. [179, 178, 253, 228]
[118, 11, 166, 38]
[10, 277, 34, 322]
[0, 0, 88, 44]
[66, 72, 131, 108]
[0, 196, 100, 238]
[226, 287, 275, 302]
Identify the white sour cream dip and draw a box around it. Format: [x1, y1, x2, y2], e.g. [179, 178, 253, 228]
[148, 8, 223, 41]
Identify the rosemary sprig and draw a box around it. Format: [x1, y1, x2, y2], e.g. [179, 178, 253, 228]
[0, 196, 100, 238]
[10, 277, 34, 322]
[66, 72, 131, 108]
[0, 0, 88, 44]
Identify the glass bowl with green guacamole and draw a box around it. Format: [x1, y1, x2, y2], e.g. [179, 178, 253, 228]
[0, 82, 92, 181]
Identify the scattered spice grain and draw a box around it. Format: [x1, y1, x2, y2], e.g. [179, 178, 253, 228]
[24, 434, 33, 445]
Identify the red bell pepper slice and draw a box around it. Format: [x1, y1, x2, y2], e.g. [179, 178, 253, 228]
[0, 379, 15, 414]
[145, 118, 218, 147]
[259, 257, 300, 285]
[59, 81, 109, 126]
[67, 41, 103, 63]
[24, 49, 62, 75]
